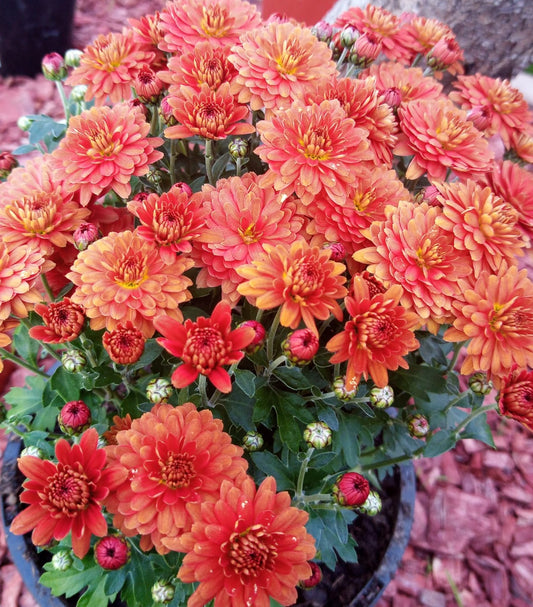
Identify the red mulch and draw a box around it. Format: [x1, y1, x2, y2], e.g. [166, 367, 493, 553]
[0, 1, 532, 606]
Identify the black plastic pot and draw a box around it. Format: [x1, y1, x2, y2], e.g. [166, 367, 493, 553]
[0, 0, 76, 77]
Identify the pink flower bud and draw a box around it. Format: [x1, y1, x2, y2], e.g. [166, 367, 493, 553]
[73, 222, 99, 251]
[467, 105, 492, 132]
[240, 320, 267, 354]
[174, 181, 193, 197]
[134, 64, 165, 104]
[282, 329, 319, 366]
[333, 472, 370, 507]
[299, 561, 322, 589]
[94, 536, 130, 570]
[322, 241, 346, 262]
[352, 31, 382, 64]
[59, 401, 91, 435]
[382, 86, 402, 109]
[41, 52, 67, 81]
[0, 151, 18, 179]
[159, 96, 177, 125]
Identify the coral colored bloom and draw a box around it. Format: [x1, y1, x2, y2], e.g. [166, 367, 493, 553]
[394, 98, 494, 181]
[102, 414, 133, 446]
[103, 322, 145, 365]
[191, 173, 305, 306]
[159, 0, 261, 54]
[0, 156, 90, 257]
[164, 82, 255, 140]
[326, 276, 419, 388]
[94, 535, 130, 570]
[450, 74, 533, 148]
[133, 64, 165, 103]
[104, 402, 249, 553]
[155, 301, 255, 393]
[282, 329, 319, 365]
[229, 21, 337, 114]
[353, 201, 471, 331]
[67, 30, 155, 106]
[426, 34, 464, 73]
[444, 265, 533, 384]
[510, 129, 533, 164]
[434, 179, 526, 277]
[66, 230, 194, 338]
[498, 367, 533, 432]
[237, 240, 348, 335]
[333, 472, 370, 507]
[51, 104, 163, 206]
[178, 476, 316, 607]
[10, 428, 125, 559]
[29, 298, 85, 343]
[127, 183, 214, 263]
[256, 100, 372, 206]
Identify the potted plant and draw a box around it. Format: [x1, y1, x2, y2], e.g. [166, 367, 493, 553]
[0, 1, 532, 606]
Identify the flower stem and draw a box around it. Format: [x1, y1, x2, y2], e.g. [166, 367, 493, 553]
[454, 402, 499, 436]
[18, 318, 61, 362]
[447, 341, 466, 372]
[266, 355, 286, 375]
[198, 374, 210, 408]
[205, 139, 215, 185]
[266, 308, 282, 362]
[294, 447, 314, 500]
[55, 80, 70, 124]
[0, 348, 48, 378]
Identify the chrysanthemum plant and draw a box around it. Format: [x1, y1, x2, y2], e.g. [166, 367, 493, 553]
[1, 1, 533, 606]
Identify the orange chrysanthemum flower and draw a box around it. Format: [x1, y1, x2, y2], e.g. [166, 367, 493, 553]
[228, 21, 337, 115]
[498, 367, 533, 433]
[155, 301, 255, 393]
[66, 230, 194, 338]
[510, 129, 533, 164]
[326, 276, 419, 389]
[159, 42, 237, 93]
[28, 298, 85, 344]
[11, 428, 126, 559]
[306, 165, 411, 256]
[0, 156, 90, 257]
[256, 100, 372, 206]
[402, 14, 457, 55]
[394, 98, 493, 181]
[102, 414, 133, 446]
[308, 76, 397, 166]
[190, 173, 305, 306]
[178, 476, 316, 607]
[104, 402, 249, 554]
[334, 4, 413, 63]
[127, 184, 215, 263]
[237, 240, 348, 335]
[450, 74, 533, 148]
[434, 179, 526, 277]
[51, 104, 163, 206]
[0, 241, 53, 323]
[128, 11, 167, 68]
[159, 0, 261, 54]
[103, 321, 145, 365]
[444, 265, 533, 385]
[164, 82, 255, 140]
[353, 201, 472, 331]
[67, 30, 155, 106]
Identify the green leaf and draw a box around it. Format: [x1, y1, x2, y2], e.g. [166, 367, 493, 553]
[77, 575, 117, 607]
[50, 366, 84, 402]
[211, 151, 232, 181]
[3, 374, 46, 417]
[272, 366, 312, 390]
[41, 559, 103, 599]
[12, 322, 41, 366]
[423, 430, 457, 457]
[28, 115, 66, 145]
[234, 368, 257, 398]
[335, 411, 361, 467]
[104, 567, 128, 596]
[460, 412, 496, 447]
[250, 451, 295, 490]
[391, 364, 447, 400]
[222, 384, 255, 432]
[416, 331, 454, 365]
[252, 384, 277, 423]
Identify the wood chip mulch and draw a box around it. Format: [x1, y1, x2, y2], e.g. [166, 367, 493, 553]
[0, 1, 532, 606]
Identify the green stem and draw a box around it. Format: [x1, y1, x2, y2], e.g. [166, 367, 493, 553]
[40, 273, 55, 302]
[18, 318, 61, 361]
[447, 341, 466, 372]
[454, 402, 499, 435]
[294, 447, 314, 499]
[266, 308, 282, 362]
[198, 374, 210, 408]
[266, 355, 286, 375]
[0, 348, 48, 378]
[169, 139, 179, 185]
[205, 139, 215, 185]
[150, 104, 160, 136]
[360, 448, 425, 471]
[235, 157, 243, 177]
[336, 47, 349, 69]
[55, 80, 70, 124]
[296, 493, 332, 504]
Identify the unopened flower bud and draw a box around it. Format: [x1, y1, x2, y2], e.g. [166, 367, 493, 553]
[151, 580, 175, 604]
[73, 222, 99, 250]
[333, 472, 370, 507]
[357, 489, 382, 516]
[322, 241, 345, 262]
[228, 138, 249, 160]
[146, 378, 174, 404]
[311, 21, 334, 43]
[299, 561, 322, 588]
[129, 97, 151, 121]
[134, 64, 165, 104]
[0, 151, 18, 179]
[467, 105, 492, 132]
[94, 535, 130, 570]
[303, 421, 332, 449]
[422, 184, 440, 206]
[70, 84, 88, 103]
[58, 400, 91, 435]
[329, 32, 344, 61]
[61, 349, 87, 372]
[369, 385, 394, 408]
[51, 550, 73, 571]
[351, 32, 382, 66]
[103, 322, 145, 365]
[20, 445, 45, 458]
[159, 96, 177, 125]
[242, 431, 264, 451]
[407, 413, 430, 438]
[239, 320, 266, 354]
[426, 34, 463, 71]
[340, 26, 358, 48]
[469, 372, 493, 395]
[333, 375, 358, 401]
[282, 329, 319, 366]
[382, 86, 402, 109]
[64, 48, 83, 68]
[173, 181, 193, 197]
[17, 115, 33, 131]
[41, 52, 67, 81]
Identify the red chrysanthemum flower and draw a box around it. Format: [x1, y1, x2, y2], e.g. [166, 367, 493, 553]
[94, 535, 130, 570]
[228, 21, 337, 115]
[159, 0, 261, 54]
[127, 184, 215, 263]
[103, 322, 145, 365]
[434, 179, 526, 277]
[450, 74, 533, 148]
[178, 476, 316, 607]
[333, 472, 370, 507]
[326, 276, 419, 389]
[498, 366, 533, 432]
[10, 428, 126, 559]
[67, 30, 155, 106]
[164, 82, 255, 140]
[51, 104, 163, 206]
[353, 200, 472, 331]
[66, 230, 194, 338]
[444, 264, 533, 385]
[155, 301, 255, 393]
[237, 240, 348, 335]
[256, 99, 372, 207]
[394, 98, 494, 181]
[28, 298, 85, 343]
[190, 172, 305, 306]
[104, 402, 249, 554]
[0, 156, 90, 257]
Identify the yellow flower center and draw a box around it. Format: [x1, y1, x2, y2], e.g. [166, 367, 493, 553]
[353, 189, 375, 212]
[239, 223, 259, 244]
[275, 40, 306, 75]
[87, 130, 122, 158]
[92, 38, 127, 71]
[115, 251, 148, 289]
[300, 127, 331, 160]
[5, 192, 58, 235]
[435, 113, 470, 150]
[200, 5, 230, 38]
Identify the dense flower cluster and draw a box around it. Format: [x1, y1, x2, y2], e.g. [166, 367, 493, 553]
[1, 1, 533, 606]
